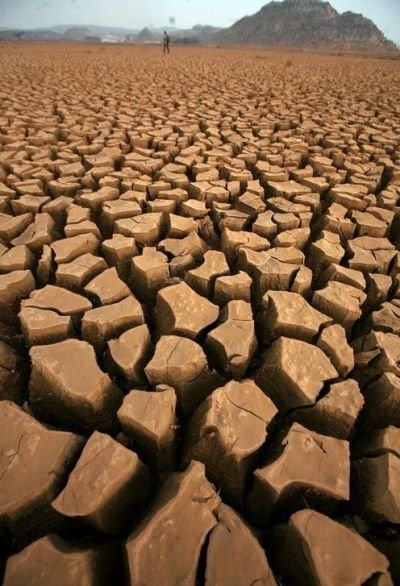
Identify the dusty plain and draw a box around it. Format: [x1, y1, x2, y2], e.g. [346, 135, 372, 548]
[1, 42, 400, 585]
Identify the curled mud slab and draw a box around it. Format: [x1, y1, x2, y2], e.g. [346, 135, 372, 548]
[0, 42, 400, 584]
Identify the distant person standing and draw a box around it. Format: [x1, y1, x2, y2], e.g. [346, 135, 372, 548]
[163, 31, 170, 54]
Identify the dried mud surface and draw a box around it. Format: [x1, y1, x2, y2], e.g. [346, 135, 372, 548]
[1, 43, 400, 585]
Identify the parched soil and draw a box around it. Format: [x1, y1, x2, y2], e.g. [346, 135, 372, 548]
[1, 42, 400, 585]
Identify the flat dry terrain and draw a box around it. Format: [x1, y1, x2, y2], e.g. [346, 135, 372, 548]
[1, 42, 400, 585]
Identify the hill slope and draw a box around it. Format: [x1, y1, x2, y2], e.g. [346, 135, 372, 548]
[214, 0, 397, 52]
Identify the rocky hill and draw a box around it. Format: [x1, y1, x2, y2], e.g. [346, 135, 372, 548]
[134, 27, 158, 43]
[214, 0, 397, 52]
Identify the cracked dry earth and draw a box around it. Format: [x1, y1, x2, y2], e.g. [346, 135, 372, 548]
[0, 42, 400, 585]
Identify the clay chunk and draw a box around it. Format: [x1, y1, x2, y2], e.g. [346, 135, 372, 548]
[84, 266, 131, 306]
[352, 330, 400, 387]
[19, 284, 92, 343]
[115, 212, 163, 245]
[270, 509, 391, 586]
[0, 401, 83, 546]
[0, 212, 33, 243]
[0, 244, 35, 273]
[242, 252, 303, 301]
[206, 504, 277, 586]
[36, 244, 53, 287]
[352, 452, 400, 524]
[0, 340, 26, 403]
[367, 301, 400, 335]
[312, 281, 366, 333]
[353, 426, 400, 460]
[206, 300, 257, 379]
[145, 335, 222, 415]
[0, 270, 35, 324]
[317, 323, 354, 377]
[19, 306, 74, 346]
[360, 372, 400, 430]
[106, 324, 152, 387]
[156, 281, 219, 340]
[308, 230, 345, 273]
[213, 271, 252, 305]
[291, 379, 364, 440]
[184, 380, 277, 506]
[185, 250, 230, 298]
[51, 233, 99, 264]
[22, 284, 92, 322]
[126, 461, 221, 586]
[29, 339, 123, 433]
[248, 422, 350, 525]
[52, 431, 151, 534]
[117, 386, 177, 476]
[158, 230, 208, 262]
[82, 295, 145, 353]
[221, 227, 270, 264]
[262, 290, 332, 343]
[102, 233, 138, 280]
[129, 248, 170, 303]
[11, 212, 56, 253]
[255, 337, 338, 413]
[3, 535, 120, 586]
[79, 186, 119, 213]
[56, 253, 107, 291]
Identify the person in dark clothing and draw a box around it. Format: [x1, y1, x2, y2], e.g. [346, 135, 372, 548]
[163, 31, 170, 54]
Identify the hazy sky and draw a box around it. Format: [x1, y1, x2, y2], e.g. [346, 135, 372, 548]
[1, 0, 399, 42]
